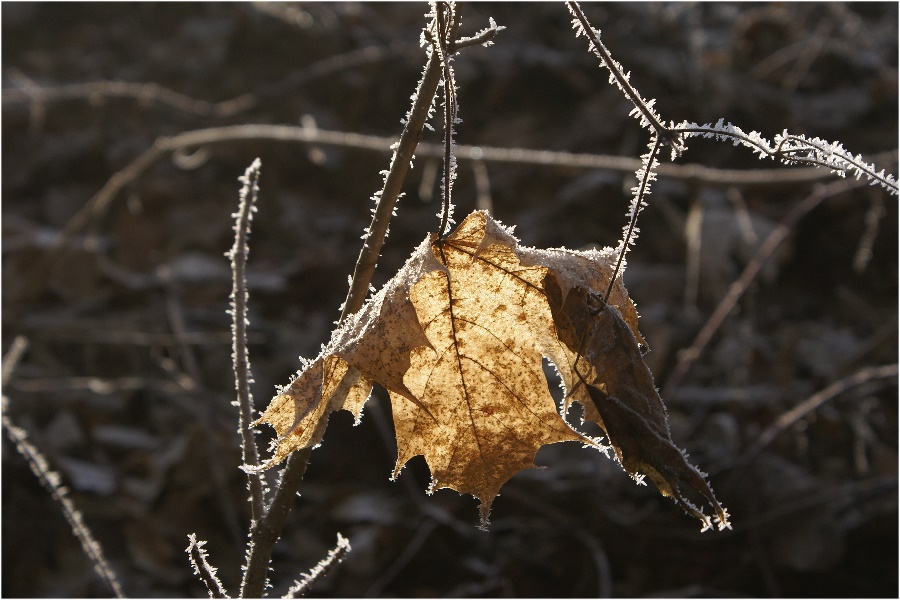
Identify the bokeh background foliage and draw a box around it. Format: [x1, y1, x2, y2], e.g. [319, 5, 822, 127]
[3, 3, 897, 597]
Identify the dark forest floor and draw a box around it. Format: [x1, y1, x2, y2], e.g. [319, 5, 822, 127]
[3, 3, 898, 597]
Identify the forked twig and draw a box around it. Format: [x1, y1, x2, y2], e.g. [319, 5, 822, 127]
[565, 0, 896, 296]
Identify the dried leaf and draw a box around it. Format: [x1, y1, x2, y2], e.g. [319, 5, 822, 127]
[254, 211, 729, 529]
[544, 281, 729, 530]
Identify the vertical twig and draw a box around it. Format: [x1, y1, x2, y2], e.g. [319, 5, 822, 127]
[605, 134, 662, 302]
[230, 158, 266, 523]
[240, 448, 312, 598]
[435, 2, 460, 239]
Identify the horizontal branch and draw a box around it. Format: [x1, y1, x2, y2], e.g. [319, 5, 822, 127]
[23, 122, 893, 304]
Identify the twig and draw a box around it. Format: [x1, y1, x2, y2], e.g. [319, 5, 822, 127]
[2, 43, 412, 119]
[30, 123, 884, 303]
[2, 338, 125, 598]
[741, 364, 898, 465]
[2, 336, 29, 387]
[566, 1, 672, 143]
[605, 134, 662, 302]
[240, 448, 312, 598]
[229, 159, 266, 522]
[283, 533, 351, 598]
[662, 178, 867, 399]
[339, 49, 444, 319]
[675, 121, 898, 195]
[435, 2, 460, 239]
[186, 534, 230, 599]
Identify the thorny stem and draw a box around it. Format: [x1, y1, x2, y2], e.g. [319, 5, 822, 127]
[674, 125, 898, 195]
[284, 534, 352, 598]
[186, 534, 230, 599]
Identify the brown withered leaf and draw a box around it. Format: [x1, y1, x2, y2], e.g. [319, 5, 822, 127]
[544, 280, 730, 531]
[254, 211, 729, 530]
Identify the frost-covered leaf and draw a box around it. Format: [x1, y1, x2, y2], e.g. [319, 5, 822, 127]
[254, 211, 729, 530]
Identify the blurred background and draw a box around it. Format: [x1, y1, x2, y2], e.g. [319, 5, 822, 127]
[3, 2, 897, 597]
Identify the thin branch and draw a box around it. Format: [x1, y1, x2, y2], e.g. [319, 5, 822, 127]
[566, 1, 671, 142]
[676, 121, 898, 195]
[229, 158, 266, 522]
[30, 123, 883, 300]
[741, 364, 898, 465]
[2, 43, 412, 119]
[186, 534, 230, 599]
[340, 51, 442, 319]
[454, 16, 504, 50]
[2, 336, 29, 387]
[2, 339, 125, 599]
[435, 1, 460, 239]
[283, 533, 351, 598]
[662, 178, 866, 399]
[605, 134, 662, 302]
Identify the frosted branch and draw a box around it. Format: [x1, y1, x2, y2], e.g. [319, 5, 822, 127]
[2, 347, 125, 599]
[186, 534, 230, 599]
[283, 534, 351, 598]
[675, 120, 898, 196]
[228, 158, 266, 521]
